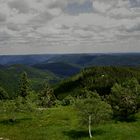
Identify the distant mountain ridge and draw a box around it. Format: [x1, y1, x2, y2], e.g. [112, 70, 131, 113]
[0, 55, 55, 65]
[1, 53, 140, 83]
[33, 62, 81, 77]
[1, 53, 140, 67]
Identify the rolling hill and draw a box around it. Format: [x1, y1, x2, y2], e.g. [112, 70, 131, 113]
[1, 53, 140, 67]
[54, 66, 140, 99]
[33, 62, 81, 78]
[0, 55, 55, 65]
[1, 53, 140, 78]
[1, 53, 140, 98]
[0, 64, 59, 98]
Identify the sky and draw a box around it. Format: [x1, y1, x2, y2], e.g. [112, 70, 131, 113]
[0, 0, 140, 55]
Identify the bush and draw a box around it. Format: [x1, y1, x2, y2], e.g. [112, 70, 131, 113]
[61, 95, 75, 106]
[0, 100, 17, 122]
[109, 78, 140, 120]
[0, 92, 38, 122]
[38, 82, 56, 108]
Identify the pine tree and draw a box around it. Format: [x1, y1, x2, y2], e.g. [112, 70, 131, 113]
[39, 82, 55, 107]
[19, 72, 29, 98]
[0, 87, 9, 100]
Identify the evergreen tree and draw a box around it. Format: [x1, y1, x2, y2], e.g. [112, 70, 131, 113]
[39, 82, 55, 107]
[19, 72, 29, 98]
[0, 87, 9, 100]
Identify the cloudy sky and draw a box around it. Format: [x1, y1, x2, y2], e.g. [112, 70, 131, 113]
[0, 0, 140, 54]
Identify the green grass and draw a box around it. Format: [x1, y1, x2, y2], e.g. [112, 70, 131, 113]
[0, 106, 140, 140]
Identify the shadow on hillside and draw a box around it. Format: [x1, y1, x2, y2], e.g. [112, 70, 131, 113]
[63, 128, 105, 139]
[114, 115, 137, 123]
[0, 117, 32, 125]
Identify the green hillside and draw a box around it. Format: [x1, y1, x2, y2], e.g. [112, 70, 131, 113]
[33, 62, 81, 78]
[54, 66, 140, 99]
[0, 64, 59, 98]
[0, 106, 140, 140]
[0, 66, 140, 139]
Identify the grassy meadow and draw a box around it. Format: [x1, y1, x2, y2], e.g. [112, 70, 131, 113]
[0, 106, 140, 140]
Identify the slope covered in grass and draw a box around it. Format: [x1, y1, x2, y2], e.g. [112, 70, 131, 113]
[0, 106, 140, 140]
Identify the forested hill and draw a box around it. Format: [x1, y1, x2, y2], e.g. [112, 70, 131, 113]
[1, 53, 140, 81]
[0, 64, 59, 98]
[54, 66, 140, 99]
[1, 53, 140, 98]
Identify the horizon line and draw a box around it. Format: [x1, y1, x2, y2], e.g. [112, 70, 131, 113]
[1, 52, 140, 56]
